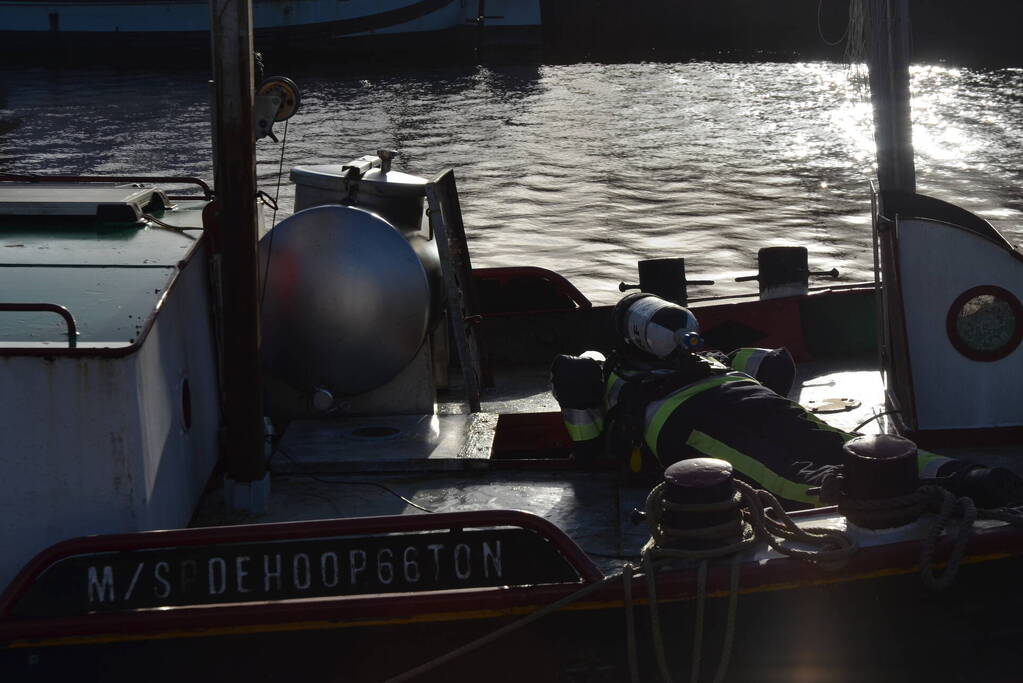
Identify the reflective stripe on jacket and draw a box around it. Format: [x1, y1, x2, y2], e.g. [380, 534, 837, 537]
[562, 408, 604, 442]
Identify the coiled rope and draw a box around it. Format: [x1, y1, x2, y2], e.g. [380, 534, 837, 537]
[630, 479, 858, 683]
[837, 484, 1023, 591]
[383, 478, 1023, 681]
[383, 480, 857, 683]
[645, 479, 858, 570]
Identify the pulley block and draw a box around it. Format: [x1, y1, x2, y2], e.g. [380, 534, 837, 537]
[257, 76, 301, 122]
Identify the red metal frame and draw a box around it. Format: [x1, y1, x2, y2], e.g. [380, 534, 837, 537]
[695, 294, 812, 361]
[474, 266, 592, 313]
[0, 510, 602, 620]
[3, 511, 1022, 648]
[945, 284, 1023, 363]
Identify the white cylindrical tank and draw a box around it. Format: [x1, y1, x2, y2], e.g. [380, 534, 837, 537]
[259, 204, 431, 399]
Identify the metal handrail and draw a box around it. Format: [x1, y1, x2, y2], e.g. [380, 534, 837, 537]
[0, 303, 78, 348]
[0, 173, 213, 200]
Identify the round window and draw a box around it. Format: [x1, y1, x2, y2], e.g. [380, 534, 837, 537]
[946, 285, 1023, 362]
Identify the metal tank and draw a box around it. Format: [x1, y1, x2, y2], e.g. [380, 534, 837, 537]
[291, 151, 444, 324]
[290, 150, 428, 233]
[259, 204, 432, 405]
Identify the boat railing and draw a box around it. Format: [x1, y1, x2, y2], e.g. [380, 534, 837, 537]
[0, 302, 78, 348]
[0, 173, 213, 201]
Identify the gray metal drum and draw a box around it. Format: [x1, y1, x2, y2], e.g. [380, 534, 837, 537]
[259, 204, 431, 397]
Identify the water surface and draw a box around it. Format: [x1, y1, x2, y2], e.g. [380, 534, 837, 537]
[2, 61, 1021, 303]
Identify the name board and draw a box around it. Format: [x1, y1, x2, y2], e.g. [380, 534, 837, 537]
[12, 528, 579, 617]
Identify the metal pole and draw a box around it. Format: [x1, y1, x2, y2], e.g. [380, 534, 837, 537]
[868, 0, 916, 193]
[209, 0, 267, 494]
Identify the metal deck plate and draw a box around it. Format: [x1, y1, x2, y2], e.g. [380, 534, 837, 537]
[793, 361, 887, 434]
[194, 357, 1023, 576]
[274, 413, 498, 472]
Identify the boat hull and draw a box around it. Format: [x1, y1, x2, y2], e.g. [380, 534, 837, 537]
[4, 510, 1023, 682]
[0, 0, 542, 60]
[5, 552, 1022, 682]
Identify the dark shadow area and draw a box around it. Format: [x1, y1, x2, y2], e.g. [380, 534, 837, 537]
[1, 1, 1019, 68]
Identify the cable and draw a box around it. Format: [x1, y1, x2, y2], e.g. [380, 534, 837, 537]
[142, 213, 198, 240]
[260, 118, 289, 311]
[383, 571, 625, 683]
[818, 0, 851, 47]
[269, 119, 288, 229]
[270, 448, 436, 513]
[853, 408, 901, 432]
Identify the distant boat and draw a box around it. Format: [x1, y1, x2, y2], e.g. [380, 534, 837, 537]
[0, 0, 542, 56]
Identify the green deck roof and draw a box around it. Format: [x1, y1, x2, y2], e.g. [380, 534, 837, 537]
[0, 191, 207, 345]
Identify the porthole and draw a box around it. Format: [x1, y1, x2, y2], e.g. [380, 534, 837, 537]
[946, 285, 1023, 362]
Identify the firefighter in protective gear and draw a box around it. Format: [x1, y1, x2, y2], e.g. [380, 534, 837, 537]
[551, 294, 1023, 509]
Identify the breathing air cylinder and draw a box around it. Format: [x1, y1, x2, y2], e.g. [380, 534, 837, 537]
[612, 293, 702, 359]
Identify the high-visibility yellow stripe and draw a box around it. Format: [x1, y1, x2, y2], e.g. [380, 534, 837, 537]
[563, 408, 603, 441]
[604, 372, 623, 411]
[564, 418, 604, 441]
[797, 408, 856, 441]
[731, 348, 756, 372]
[916, 449, 953, 477]
[644, 375, 756, 454]
[685, 429, 820, 506]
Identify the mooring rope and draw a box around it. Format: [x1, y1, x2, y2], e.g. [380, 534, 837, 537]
[837, 483, 1023, 591]
[381, 475, 1023, 681]
[380, 571, 626, 683]
[626, 478, 858, 683]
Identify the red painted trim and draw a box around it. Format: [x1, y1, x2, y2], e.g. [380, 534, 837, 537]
[0, 510, 602, 618]
[3, 516, 1022, 645]
[473, 266, 592, 312]
[945, 284, 1023, 362]
[696, 294, 811, 361]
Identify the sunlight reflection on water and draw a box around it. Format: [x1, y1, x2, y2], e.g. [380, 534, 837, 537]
[1, 60, 1020, 303]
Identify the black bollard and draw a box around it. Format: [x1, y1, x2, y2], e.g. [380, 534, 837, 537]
[842, 434, 919, 529]
[758, 246, 809, 299]
[661, 457, 741, 550]
[638, 258, 689, 306]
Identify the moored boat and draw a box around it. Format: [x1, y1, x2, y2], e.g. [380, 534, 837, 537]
[2, 1, 1023, 681]
[0, 0, 542, 59]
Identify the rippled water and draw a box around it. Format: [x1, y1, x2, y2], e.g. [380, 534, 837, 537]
[2, 60, 1021, 303]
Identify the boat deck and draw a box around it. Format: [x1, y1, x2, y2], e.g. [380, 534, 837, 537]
[191, 357, 952, 573]
[0, 189, 205, 346]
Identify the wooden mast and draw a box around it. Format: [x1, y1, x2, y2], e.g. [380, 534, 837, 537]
[868, 0, 916, 193]
[209, 0, 267, 502]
